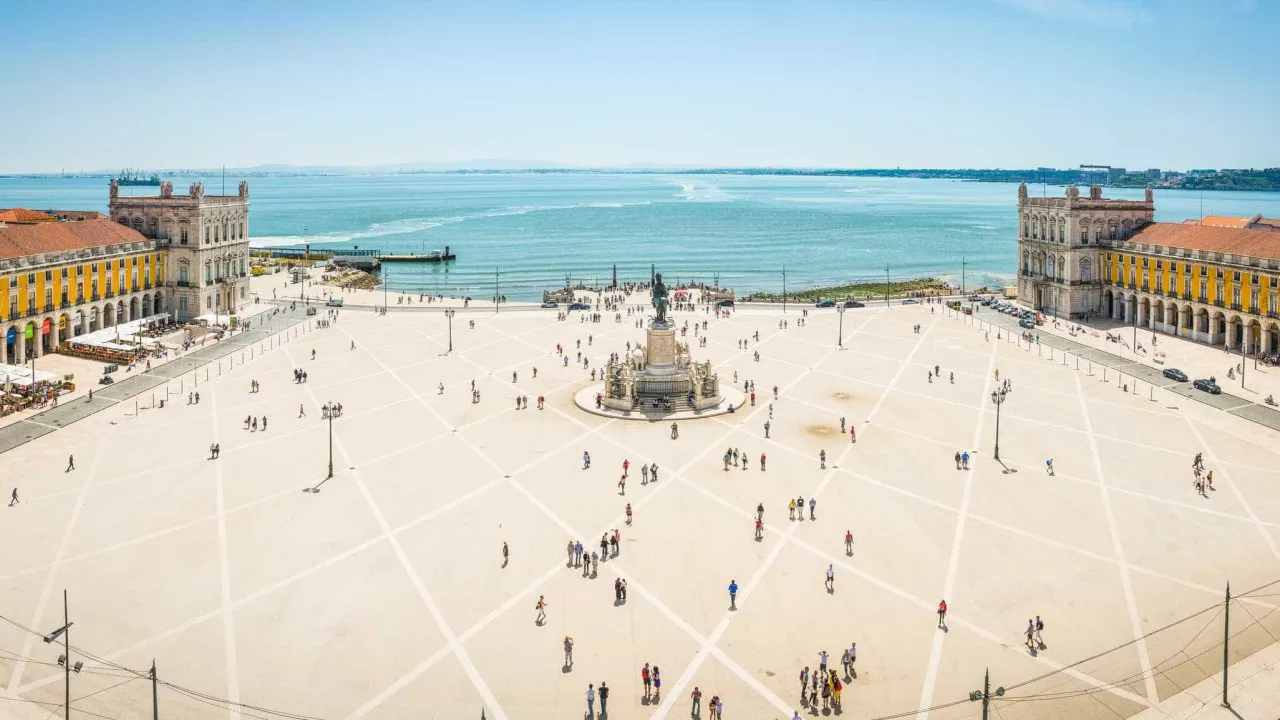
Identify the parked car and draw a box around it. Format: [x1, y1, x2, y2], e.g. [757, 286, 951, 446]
[1019, 318, 1036, 329]
[1162, 368, 1188, 382]
[843, 300, 865, 308]
[569, 302, 591, 310]
[981, 298, 994, 306]
[540, 301, 558, 308]
[1193, 378, 1222, 395]
[325, 297, 343, 307]
[815, 299, 836, 308]
[716, 299, 735, 308]
[901, 298, 920, 305]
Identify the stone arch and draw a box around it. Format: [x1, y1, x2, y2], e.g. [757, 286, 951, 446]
[153, 292, 163, 314]
[1267, 322, 1280, 354]
[129, 295, 140, 319]
[103, 302, 115, 327]
[1057, 254, 1066, 281]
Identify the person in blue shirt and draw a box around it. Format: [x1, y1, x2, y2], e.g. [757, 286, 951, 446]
[729, 579, 739, 609]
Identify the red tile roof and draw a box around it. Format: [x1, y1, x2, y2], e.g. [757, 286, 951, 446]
[0, 219, 149, 262]
[0, 208, 55, 223]
[1129, 221, 1280, 260]
[1199, 215, 1253, 229]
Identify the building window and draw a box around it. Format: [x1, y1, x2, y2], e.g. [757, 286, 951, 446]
[1233, 271, 1241, 282]
[239, 222, 245, 238]
[1271, 295, 1278, 315]
[179, 296, 188, 312]
[1047, 256, 1055, 278]
[1200, 266, 1207, 276]
[1080, 259, 1092, 282]
[180, 227, 188, 245]
[207, 296, 212, 309]
[1232, 287, 1241, 307]
[1250, 289, 1259, 311]
[1081, 228, 1088, 242]
[1216, 284, 1224, 304]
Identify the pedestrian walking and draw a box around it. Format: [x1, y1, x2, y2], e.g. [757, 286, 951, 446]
[641, 464, 649, 484]
[851, 426, 856, 443]
[809, 496, 816, 520]
[642, 663, 651, 699]
[618, 475, 626, 495]
[754, 518, 764, 541]
[583, 451, 591, 469]
[1025, 619, 1036, 652]
[844, 529, 853, 555]
[535, 595, 548, 624]
[800, 667, 810, 707]
[299, 403, 305, 418]
[586, 684, 595, 717]
[66, 455, 74, 472]
[937, 599, 948, 629]
[626, 503, 633, 525]
[567, 539, 576, 567]
[1035, 615, 1045, 647]
[652, 666, 661, 700]
[671, 422, 679, 439]
[954, 450, 961, 469]
[564, 635, 574, 667]
[599, 681, 609, 716]
[623, 459, 630, 477]
[819, 449, 826, 469]
[825, 564, 835, 592]
[650, 462, 658, 481]
[691, 686, 702, 717]
[9, 488, 17, 506]
[503, 541, 509, 567]
[728, 579, 738, 609]
[1046, 458, 1055, 475]
[764, 420, 771, 438]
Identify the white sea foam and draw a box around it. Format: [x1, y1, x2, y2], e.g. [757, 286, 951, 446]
[674, 180, 732, 202]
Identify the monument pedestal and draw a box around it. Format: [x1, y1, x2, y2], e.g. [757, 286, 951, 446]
[644, 323, 678, 374]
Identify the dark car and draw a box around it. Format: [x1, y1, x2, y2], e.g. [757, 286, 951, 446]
[843, 300, 865, 308]
[1162, 368, 1188, 382]
[901, 298, 920, 305]
[1193, 378, 1222, 395]
[569, 302, 591, 310]
[716, 299, 735, 308]
[815, 299, 836, 308]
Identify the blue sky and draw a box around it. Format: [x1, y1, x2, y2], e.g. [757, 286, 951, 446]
[1, 0, 1276, 173]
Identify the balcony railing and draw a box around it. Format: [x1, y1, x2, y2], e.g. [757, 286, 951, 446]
[104, 290, 114, 298]
[1230, 303, 1242, 311]
[175, 280, 191, 288]
[43, 304, 53, 312]
[90, 294, 100, 301]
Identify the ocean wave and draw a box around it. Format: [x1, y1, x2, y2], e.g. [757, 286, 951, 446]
[675, 181, 732, 202]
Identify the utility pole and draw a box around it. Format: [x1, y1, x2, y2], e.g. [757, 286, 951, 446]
[968, 667, 1004, 720]
[64, 590, 70, 720]
[494, 269, 499, 314]
[383, 262, 388, 312]
[782, 267, 787, 314]
[1222, 582, 1231, 709]
[885, 265, 891, 307]
[612, 264, 617, 289]
[151, 659, 159, 720]
[961, 256, 968, 296]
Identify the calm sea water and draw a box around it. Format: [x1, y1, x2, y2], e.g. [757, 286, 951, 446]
[4, 173, 1280, 301]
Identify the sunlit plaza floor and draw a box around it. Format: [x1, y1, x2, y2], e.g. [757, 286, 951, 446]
[2, 297, 1280, 720]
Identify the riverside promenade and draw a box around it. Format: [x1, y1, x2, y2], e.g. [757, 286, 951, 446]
[0, 290, 1277, 720]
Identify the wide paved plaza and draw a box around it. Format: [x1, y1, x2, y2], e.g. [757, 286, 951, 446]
[2, 296, 1280, 720]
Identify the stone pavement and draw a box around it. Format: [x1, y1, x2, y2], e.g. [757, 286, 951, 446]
[0, 297, 1277, 720]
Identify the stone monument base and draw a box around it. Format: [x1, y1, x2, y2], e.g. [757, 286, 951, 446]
[575, 384, 745, 421]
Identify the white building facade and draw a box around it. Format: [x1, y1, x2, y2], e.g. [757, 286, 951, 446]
[108, 180, 251, 322]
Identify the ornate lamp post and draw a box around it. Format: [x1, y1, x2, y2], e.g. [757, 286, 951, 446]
[323, 401, 335, 480]
[837, 303, 845, 348]
[990, 387, 1008, 461]
[445, 308, 456, 352]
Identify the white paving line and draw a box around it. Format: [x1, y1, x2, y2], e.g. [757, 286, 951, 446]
[674, 472, 1153, 709]
[653, 308, 921, 720]
[282, 341, 509, 720]
[5, 436, 105, 692]
[1183, 417, 1280, 565]
[1073, 370, 1161, 705]
[915, 328, 998, 720]
[207, 378, 243, 720]
[345, 310, 827, 719]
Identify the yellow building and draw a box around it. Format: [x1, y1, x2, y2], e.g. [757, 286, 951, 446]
[1, 216, 165, 364]
[1100, 219, 1280, 355]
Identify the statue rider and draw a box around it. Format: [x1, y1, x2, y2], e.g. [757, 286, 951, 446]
[653, 272, 669, 324]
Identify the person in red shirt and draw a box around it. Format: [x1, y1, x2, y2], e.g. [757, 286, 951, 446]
[937, 599, 948, 629]
[760, 453, 767, 471]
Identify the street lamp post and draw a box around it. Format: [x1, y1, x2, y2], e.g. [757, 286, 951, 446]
[445, 308, 456, 352]
[990, 387, 1008, 461]
[323, 401, 335, 480]
[885, 265, 891, 307]
[837, 304, 845, 348]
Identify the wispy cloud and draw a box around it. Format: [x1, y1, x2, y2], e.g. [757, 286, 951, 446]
[992, 0, 1147, 30]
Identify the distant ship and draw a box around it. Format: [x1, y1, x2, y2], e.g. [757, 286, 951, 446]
[114, 169, 162, 186]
